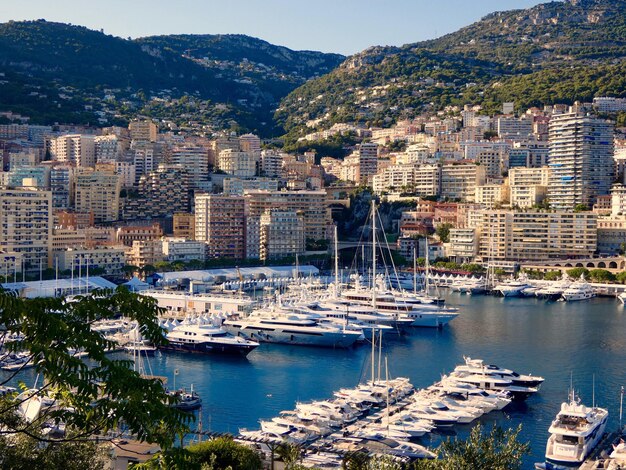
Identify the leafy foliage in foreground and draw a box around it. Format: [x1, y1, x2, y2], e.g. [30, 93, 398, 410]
[0, 287, 191, 448]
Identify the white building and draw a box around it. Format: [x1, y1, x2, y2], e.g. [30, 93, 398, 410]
[161, 238, 206, 263]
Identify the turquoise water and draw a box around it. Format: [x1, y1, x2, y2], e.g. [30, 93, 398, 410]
[4, 294, 625, 468]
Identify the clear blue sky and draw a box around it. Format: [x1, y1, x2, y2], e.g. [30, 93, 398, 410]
[0, 0, 547, 55]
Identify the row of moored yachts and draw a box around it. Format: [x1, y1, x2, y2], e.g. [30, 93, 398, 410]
[451, 274, 598, 301]
[237, 356, 544, 467]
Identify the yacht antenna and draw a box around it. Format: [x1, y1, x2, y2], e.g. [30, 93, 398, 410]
[413, 247, 417, 294]
[334, 225, 339, 297]
[371, 200, 377, 310]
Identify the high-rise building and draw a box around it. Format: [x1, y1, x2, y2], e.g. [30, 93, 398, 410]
[194, 194, 245, 259]
[74, 169, 121, 223]
[48, 165, 74, 209]
[473, 209, 597, 262]
[548, 112, 615, 210]
[244, 190, 330, 259]
[0, 187, 52, 272]
[259, 209, 305, 261]
[217, 149, 258, 177]
[48, 134, 96, 167]
[171, 145, 210, 188]
[238, 133, 261, 154]
[357, 143, 378, 183]
[122, 164, 191, 219]
[173, 213, 195, 239]
[129, 120, 157, 143]
[94, 135, 123, 162]
[440, 162, 486, 202]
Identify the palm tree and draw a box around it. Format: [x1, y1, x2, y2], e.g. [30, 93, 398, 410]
[276, 442, 302, 469]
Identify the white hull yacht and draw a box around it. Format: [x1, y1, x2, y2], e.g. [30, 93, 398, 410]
[542, 391, 608, 467]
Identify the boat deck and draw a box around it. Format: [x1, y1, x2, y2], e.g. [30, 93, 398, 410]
[578, 430, 623, 470]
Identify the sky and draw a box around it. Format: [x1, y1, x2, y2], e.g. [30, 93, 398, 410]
[0, 0, 547, 55]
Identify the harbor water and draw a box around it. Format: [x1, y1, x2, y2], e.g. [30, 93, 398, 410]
[5, 293, 626, 468]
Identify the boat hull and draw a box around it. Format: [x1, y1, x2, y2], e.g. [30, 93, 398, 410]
[225, 325, 359, 348]
[160, 341, 257, 356]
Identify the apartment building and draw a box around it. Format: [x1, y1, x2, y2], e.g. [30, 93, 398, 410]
[161, 238, 206, 263]
[48, 134, 96, 167]
[116, 223, 163, 247]
[217, 149, 258, 177]
[440, 162, 486, 202]
[74, 169, 121, 223]
[126, 240, 164, 268]
[474, 210, 597, 262]
[53, 247, 126, 275]
[129, 120, 157, 143]
[548, 112, 615, 210]
[173, 213, 195, 239]
[0, 188, 52, 272]
[259, 209, 305, 261]
[194, 194, 245, 259]
[244, 190, 330, 259]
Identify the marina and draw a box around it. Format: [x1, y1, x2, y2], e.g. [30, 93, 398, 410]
[2, 282, 625, 468]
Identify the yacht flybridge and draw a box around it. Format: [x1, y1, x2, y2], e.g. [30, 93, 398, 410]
[455, 356, 545, 388]
[541, 390, 608, 467]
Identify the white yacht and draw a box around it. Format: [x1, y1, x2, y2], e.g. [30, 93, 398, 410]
[493, 278, 531, 297]
[163, 324, 259, 356]
[536, 275, 572, 301]
[446, 371, 539, 401]
[223, 313, 362, 348]
[542, 391, 608, 467]
[562, 280, 596, 301]
[618, 292, 626, 305]
[455, 356, 545, 388]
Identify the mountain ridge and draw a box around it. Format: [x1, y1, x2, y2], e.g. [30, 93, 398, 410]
[277, 0, 626, 135]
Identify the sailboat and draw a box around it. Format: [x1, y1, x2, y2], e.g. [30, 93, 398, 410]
[334, 201, 459, 328]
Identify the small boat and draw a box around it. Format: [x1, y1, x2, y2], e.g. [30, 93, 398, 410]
[168, 388, 202, 411]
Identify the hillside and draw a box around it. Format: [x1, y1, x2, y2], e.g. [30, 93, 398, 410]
[0, 20, 344, 134]
[276, 0, 626, 135]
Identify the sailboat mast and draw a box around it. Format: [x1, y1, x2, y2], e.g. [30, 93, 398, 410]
[424, 237, 430, 293]
[371, 328, 375, 385]
[334, 225, 339, 296]
[371, 200, 377, 310]
[385, 356, 390, 435]
[413, 247, 417, 294]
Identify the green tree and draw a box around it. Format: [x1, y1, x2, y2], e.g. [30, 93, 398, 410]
[0, 435, 109, 470]
[616, 271, 626, 284]
[141, 437, 262, 470]
[413, 423, 530, 470]
[122, 264, 139, 279]
[0, 288, 191, 464]
[588, 269, 615, 283]
[276, 442, 302, 469]
[566, 267, 589, 279]
[544, 271, 561, 281]
[462, 263, 486, 274]
[573, 204, 590, 212]
[435, 224, 453, 243]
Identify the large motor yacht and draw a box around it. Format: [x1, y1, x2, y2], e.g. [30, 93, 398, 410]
[561, 280, 596, 301]
[454, 356, 545, 388]
[223, 312, 362, 348]
[542, 391, 608, 467]
[163, 324, 259, 356]
[492, 278, 531, 297]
